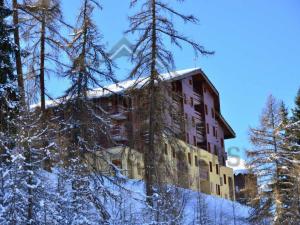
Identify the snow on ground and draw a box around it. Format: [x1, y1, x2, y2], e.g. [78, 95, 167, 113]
[42, 169, 250, 225]
[105, 179, 250, 225]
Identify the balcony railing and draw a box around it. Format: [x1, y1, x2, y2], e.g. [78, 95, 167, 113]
[110, 105, 129, 121]
[111, 125, 128, 141]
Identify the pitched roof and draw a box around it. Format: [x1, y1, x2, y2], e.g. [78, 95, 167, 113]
[31, 68, 235, 139]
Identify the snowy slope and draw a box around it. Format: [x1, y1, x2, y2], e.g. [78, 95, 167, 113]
[105, 179, 250, 225]
[40, 169, 250, 225]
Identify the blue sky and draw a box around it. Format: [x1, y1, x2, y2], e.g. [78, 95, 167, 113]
[48, 0, 300, 160]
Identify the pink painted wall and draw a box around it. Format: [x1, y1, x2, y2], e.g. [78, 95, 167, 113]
[181, 77, 201, 145]
[181, 77, 227, 165]
[202, 84, 227, 164]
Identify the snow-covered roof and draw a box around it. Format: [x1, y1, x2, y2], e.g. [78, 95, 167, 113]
[88, 67, 200, 98]
[31, 68, 200, 109]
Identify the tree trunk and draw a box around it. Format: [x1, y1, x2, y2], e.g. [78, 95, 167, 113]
[25, 145, 33, 224]
[12, 0, 25, 106]
[39, 12, 46, 112]
[271, 106, 281, 221]
[145, 0, 157, 206]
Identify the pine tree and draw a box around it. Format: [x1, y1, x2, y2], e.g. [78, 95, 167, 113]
[126, 0, 213, 212]
[289, 88, 300, 224]
[276, 102, 298, 224]
[292, 88, 300, 123]
[0, 0, 18, 138]
[0, 0, 18, 221]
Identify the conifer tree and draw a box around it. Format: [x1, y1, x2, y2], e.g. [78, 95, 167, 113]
[292, 88, 300, 123]
[289, 88, 300, 224]
[247, 96, 300, 225]
[1, 110, 58, 224]
[0, 1, 18, 220]
[127, 0, 213, 212]
[12, 0, 25, 105]
[276, 102, 298, 224]
[0, 0, 18, 138]
[56, 0, 116, 223]
[19, 0, 65, 110]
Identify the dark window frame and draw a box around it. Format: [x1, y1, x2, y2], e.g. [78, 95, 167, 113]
[216, 164, 219, 174]
[188, 153, 192, 165]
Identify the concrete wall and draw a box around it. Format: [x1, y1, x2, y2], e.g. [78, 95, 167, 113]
[92, 140, 236, 201]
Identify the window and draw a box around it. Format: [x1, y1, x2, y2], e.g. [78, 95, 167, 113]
[209, 161, 213, 172]
[207, 142, 211, 152]
[172, 148, 176, 158]
[186, 133, 189, 144]
[192, 116, 195, 127]
[221, 138, 224, 148]
[216, 184, 221, 195]
[193, 136, 197, 146]
[224, 174, 227, 184]
[185, 113, 188, 120]
[211, 108, 215, 118]
[195, 156, 198, 167]
[214, 145, 218, 155]
[213, 126, 216, 137]
[205, 104, 208, 115]
[190, 97, 194, 107]
[206, 123, 209, 134]
[204, 87, 207, 93]
[188, 153, 192, 165]
[164, 143, 168, 155]
[184, 94, 187, 104]
[220, 177, 223, 186]
[216, 164, 219, 174]
[189, 79, 192, 85]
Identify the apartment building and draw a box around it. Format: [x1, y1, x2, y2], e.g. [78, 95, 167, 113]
[82, 68, 236, 200]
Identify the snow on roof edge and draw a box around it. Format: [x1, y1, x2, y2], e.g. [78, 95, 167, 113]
[31, 68, 200, 109]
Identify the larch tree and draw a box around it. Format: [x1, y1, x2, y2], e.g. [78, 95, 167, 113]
[126, 0, 213, 217]
[0, 1, 54, 224]
[247, 95, 300, 225]
[12, 0, 25, 105]
[18, 0, 65, 111]
[56, 0, 117, 223]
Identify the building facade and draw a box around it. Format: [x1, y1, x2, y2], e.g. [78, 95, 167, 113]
[234, 170, 258, 204]
[83, 68, 237, 200]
